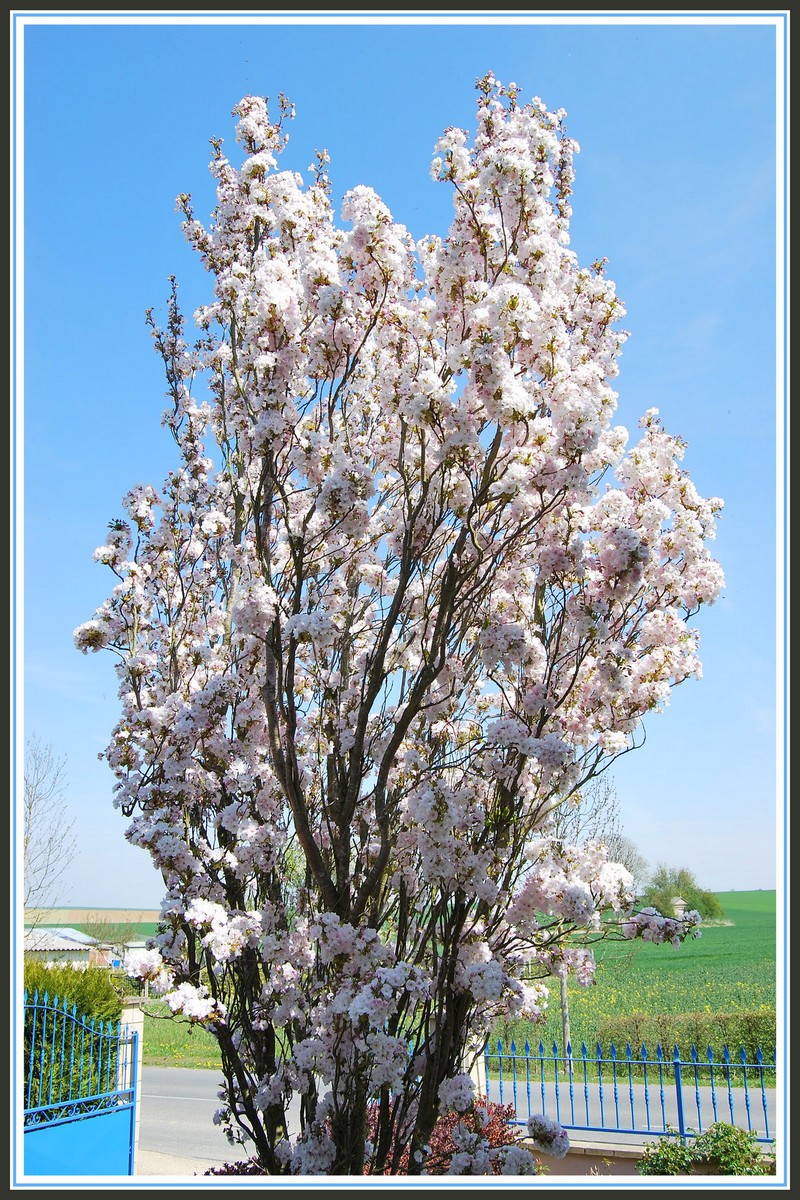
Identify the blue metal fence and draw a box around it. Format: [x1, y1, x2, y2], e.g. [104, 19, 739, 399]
[23, 989, 139, 1175]
[482, 1039, 776, 1145]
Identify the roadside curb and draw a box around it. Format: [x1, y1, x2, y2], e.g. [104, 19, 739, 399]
[135, 1148, 217, 1177]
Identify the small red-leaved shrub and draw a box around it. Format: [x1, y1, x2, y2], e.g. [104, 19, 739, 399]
[204, 1158, 265, 1175]
[366, 1096, 534, 1175]
[203, 1097, 536, 1176]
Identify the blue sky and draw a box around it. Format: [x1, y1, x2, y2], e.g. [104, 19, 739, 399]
[15, 14, 785, 910]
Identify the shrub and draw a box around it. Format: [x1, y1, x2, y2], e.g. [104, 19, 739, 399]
[637, 1124, 775, 1176]
[23, 960, 123, 1023]
[204, 1159, 265, 1176]
[636, 1130, 696, 1175]
[692, 1122, 775, 1175]
[596, 1009, 776, 1064]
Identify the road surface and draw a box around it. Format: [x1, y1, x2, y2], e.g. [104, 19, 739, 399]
[137, 1066, 255, 1176]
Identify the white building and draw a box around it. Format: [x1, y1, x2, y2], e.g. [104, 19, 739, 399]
[23, 926, 111, 966]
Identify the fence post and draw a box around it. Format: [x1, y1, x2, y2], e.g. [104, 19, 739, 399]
[121, 996, 145, 1166]
[673, 1044, 687, 1142]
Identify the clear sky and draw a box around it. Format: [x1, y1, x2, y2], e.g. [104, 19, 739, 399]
[15, 13, 785, 910]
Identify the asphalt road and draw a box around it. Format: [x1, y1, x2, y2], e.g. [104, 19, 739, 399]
[136, 1066, 302, 1177]
[137, 1066, 254, 1175]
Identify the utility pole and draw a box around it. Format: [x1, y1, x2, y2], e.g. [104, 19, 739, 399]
[560, 973, 571, 1052]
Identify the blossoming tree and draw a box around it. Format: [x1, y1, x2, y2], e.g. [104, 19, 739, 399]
[76, 74, 724, 1175]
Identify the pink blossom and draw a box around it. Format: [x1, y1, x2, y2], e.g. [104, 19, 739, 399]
[77, 73, 723, 1178]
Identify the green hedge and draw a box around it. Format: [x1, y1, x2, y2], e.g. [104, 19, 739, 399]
[23, 961, 123, 1024]
[595, 1009, 776, 1061]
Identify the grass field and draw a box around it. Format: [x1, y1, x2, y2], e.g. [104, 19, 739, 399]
[493, 889, 777, 1057]
[140, 890, 777, 1068]
[142, 1001, 223, 1069]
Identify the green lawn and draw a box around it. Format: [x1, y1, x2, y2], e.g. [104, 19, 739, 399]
[142, 1001, 223, 1069]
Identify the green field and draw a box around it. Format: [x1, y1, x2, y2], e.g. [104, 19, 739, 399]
[72, 923, 160, 941]
[140, 890, 777, 1068]
[493, 890, 777, 1057]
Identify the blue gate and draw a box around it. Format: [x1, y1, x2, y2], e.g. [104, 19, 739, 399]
[23, 989, 139, 1176]
[483, 1038, 776, 1145]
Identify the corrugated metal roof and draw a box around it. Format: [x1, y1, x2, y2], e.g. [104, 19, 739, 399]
[48, 927, 98, 945]
[24, 927, 98, 953]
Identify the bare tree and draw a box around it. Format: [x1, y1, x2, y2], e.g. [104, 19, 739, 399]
[609, 836, 650, 897]
[548, 777, 648, 890]
[548, 775, 621, 844]
[80, 914, 143, 962]
[23, 735, 78, 923]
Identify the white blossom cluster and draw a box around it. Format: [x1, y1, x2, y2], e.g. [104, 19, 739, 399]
[507, 837, 635, 934]
[622, 906, 703, 947]
[437, 1073, 475, 1113]
[526, 1112, 571, 1158]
